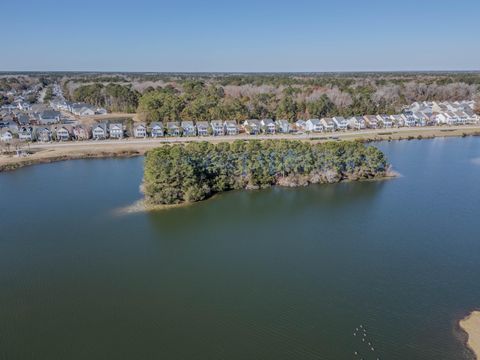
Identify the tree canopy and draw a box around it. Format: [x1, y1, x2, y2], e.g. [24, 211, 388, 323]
[144, 140, 387, 205]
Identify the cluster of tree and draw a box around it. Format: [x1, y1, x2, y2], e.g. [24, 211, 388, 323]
[43, 86, 54, 102]
[143, 140, 387, 205]
[0, 76, 38, 92]
[136, 81, 400, 122]
[7, 72, 478, 120]
[70, 83, 140, 112]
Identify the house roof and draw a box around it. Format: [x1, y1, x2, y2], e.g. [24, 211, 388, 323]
[166, 122, 180, 129]
[93, 123, 107, 131]
[261, 118, 274, 125]
[39, 110, 60, 119]
[363, 115, 377, 121]
[150, 122, 163, 128]
[244, 119, 260, 126]
[196, 121, 209, 128]
[210, 120, 223, 127]
[181, 121, 194, 127]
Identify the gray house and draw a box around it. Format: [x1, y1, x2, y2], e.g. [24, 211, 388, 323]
[243, 119, 261, 135]
[332, 117, 348, 130]
[210, 120, 225, 136]
[321, 118, 336, 132]
[166, 122, 181, 136]
[181, 121, 196, 136]
[305, 119, 323, 132]
[150, 122, 164, 137]
[224, 120, 238, 136]
[276, 119, 291, 133]
[38, 110, 60, 125]
[92, 123, 108, 140]
[196, 121, 209, 136]
[55, 126, 72, 141]
[133, 123, 147, 138]
[109, 123, 124, 139]
[260, 119, 276, 134]
[36, 127, 52, 142]
[18, 126, 34, 141]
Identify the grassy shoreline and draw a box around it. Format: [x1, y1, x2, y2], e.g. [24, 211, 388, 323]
[1, 125, 480, 173]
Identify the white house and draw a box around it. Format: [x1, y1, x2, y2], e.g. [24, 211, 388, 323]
[260, 119, 276, 134]
[348, 116, 366, 130]
[376, 115, 393, 128]
[276, 119, 291, 133]
[109, 123, 124, 139]
[455, 111, 469, 125]
[92, 123, 108, 140]
[36, 127, 52, 142]
[390, 115, 405, 127]
[71, 103, 95, 116]
[38, 110, 60, 125]
[243, 119, 261, 135]
[181, 121, 196, 136]
[295, 120, 306, 132]
[413, 112, 430, 126]
[305, 119, 323, 132]
[464, 109, 479, 124]
[403, 113, 417, 127]
[150, 122, 164, 137]
[210, 120, 225, 136]
[196, 121, 209, 136]
[434, 113, 449, 125]
[0, 129, 14, 142]
[166, 122, 181, 136]
[363, 115, 378, 129]
[332, 117, 348, 131]
[18, 126, 33, 141]
[133, 123, 147, 138]
[55, 126, 71, 141]
[224, 120, 238, 136]
[321, 118, 335, 132]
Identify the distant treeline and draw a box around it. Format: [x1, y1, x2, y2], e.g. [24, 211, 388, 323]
[60, 72, 480, 119]
[143, 140, 388, 205]
[68, 83, 140, 113]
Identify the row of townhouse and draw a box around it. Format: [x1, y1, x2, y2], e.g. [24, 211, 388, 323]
[406, 100, 475, 114]
[0, 124, 93, 143]
[134, 119, 291, 138]
[1, 105, 62, 126]
[299, 110, 479, 133]
[50, 100, 107, 117]
[2, 103, 479, 143]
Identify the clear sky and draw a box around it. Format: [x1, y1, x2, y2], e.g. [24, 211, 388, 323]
[2, 0, 479, 72]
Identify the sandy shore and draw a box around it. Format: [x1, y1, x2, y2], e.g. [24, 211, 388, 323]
[1, 125, 480, 172]
[460, 311, 480, 359]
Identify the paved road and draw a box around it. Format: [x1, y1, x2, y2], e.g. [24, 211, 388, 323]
[29, 125, 480, 150]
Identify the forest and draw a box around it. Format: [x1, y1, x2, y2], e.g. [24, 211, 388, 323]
[143, 140, 388, 205]
[60, 72, 480, 120]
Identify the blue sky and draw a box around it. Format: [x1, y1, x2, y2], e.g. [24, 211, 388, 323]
[2, 0, 479, 72]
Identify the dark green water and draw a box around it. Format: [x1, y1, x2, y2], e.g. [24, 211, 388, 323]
[1, 138, 480, 360]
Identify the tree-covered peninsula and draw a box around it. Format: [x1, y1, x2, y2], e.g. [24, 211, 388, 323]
[143, 140, 388, 205]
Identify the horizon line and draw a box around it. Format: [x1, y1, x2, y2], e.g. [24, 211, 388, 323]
[1, 70, 480, 75]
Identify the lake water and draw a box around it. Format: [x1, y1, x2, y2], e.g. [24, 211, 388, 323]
[1, 137, 480, 360]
